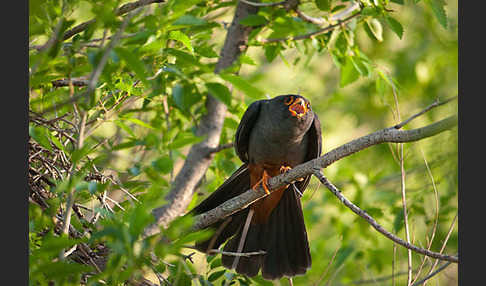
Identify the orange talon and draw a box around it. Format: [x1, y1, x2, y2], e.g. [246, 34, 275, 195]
[252, 170, 271, 194]
[279, 165, 292, 174]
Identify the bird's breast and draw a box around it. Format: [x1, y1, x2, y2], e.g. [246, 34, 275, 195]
[248, 128, 309, 167]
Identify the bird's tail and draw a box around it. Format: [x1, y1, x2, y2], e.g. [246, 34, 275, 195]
[221, 184, 311, 280]
[191, 164, 311, 280]
[191, 164, 252, 252]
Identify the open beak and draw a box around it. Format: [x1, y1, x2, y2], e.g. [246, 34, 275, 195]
[288, 98, 308, 118]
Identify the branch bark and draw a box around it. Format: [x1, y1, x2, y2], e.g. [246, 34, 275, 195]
[191, 115, 457, 231]
[143, 1, 260, 238]
[189, 115, 458, 264]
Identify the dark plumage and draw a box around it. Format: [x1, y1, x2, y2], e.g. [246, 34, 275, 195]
[191, 94, 322, 280]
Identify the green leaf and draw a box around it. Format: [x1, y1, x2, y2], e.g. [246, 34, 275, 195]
[385, 16, 404, 39]
[29, 125, 53, 151]
[169, 132, 203, 149]
[205, 82, 232, 106]
[425, 0, 447, 28]
[169, 30, 194, 54]
[239, 54, 256, 66]
[264, 45, 279, 63]
[366, 18, 383, 42]
[49, 135, 66, 152]
[115, 47, 149, 86]
[208, 270, 225, 282]
[350, 56, 369, 77]
[315, 0, 331, 11]
[115, 119, 137, 138]
[334, 246, 355, 266]
[220, 74, 265, 99]
[124, 117, 155, 130]
[71, 144, 94, 165]
[173, 15, 207, 26]
[361, 6, 379, 17]
[340, 57, 360, 87]
[171, 83, 202, 112]
[239, 15, 267, 27]
[391, 0, 404, 4]
[112, 140, 143, 151]
[393, 208, 405, 233]
[195, 45, 219, 58]
[151, 156, 173, 174]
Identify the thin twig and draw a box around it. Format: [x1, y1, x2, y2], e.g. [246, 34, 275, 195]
[423, 213, 457, 285]
[411, 261, 453, 286]
[394, 96, 458, 129]
[51, 77, 89, 87]
[239, 0, 286, 7]
[295, 8, 325, 25]
[62, 0, 165, 41]
[260, 8, 361, 43]
[411, 147, 440, 284]
[313, 171, 458, 263]
[231, 209, 254, 269]
[61, 111, 87, 237]
[206, 143, 234, 155]
[39, 9, 140, 115]
[313, 237, 342, 285]
[207, 249, 265, 257]
[392, 87, 413, 286]
[400, 142, 413, 286]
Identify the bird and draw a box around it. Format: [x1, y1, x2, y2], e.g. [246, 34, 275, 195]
[191, 94, 322, 280]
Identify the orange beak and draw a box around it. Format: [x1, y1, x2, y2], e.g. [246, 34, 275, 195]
[288, 97, 308, 118]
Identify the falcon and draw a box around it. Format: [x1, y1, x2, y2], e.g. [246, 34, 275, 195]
[191, 94, 322, 280]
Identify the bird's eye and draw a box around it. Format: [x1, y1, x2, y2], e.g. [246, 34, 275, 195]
[306, 102, 311, 109]
[284, 96, 294, 105]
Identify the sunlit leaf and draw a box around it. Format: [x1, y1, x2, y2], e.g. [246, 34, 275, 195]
[206, 82, 232, 106]
[169, 30, 194, 54]
[220, 73, 265, 99]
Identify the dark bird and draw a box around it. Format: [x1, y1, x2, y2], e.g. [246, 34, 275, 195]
[191, 94, 322, 280]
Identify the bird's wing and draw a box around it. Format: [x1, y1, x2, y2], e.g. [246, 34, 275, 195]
[295, 112, 322, 193]
[234, 100, 263, 163]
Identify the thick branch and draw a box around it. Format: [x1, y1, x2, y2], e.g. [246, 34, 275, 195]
[191, 115, 457, 233]
[143, 1, 260, 238]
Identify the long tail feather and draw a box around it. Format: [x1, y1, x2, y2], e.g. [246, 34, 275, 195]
[221, 185, 312, 279]
[192, 164, 251, 252]
[191, 165, 311, 279]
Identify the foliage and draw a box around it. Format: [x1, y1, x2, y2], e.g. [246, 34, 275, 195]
[29, 0, 457, 285]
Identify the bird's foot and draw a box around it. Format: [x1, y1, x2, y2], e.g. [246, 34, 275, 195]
[279, 165, 304, 181]
[279, 165, 292, 174]
[252, 170, 271, 195]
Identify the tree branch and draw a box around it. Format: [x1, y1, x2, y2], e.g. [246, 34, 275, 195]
[191, 114, 457, 231]
[189, 115, 457, 263]
[143, 0, 260, 238]
[62, 0, 166, 41]
[313, 172, 458, 263]
[260, 5, 362, 43]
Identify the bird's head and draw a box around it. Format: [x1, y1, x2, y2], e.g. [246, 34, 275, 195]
[269, 94, 314, 128]
[283, 94, 311, 119]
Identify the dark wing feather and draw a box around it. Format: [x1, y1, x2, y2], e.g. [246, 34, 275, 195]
[234, 100, 263, 163]
[295, 112, 322, 193]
